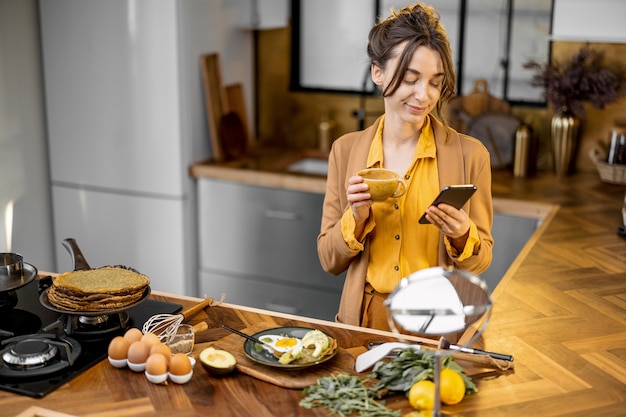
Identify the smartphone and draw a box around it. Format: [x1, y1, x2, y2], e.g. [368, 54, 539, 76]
[419, 185, 477, 224]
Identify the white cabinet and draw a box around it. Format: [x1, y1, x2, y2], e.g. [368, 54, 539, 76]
[38, 0, 255, 295]
[197, 178, 345, 321]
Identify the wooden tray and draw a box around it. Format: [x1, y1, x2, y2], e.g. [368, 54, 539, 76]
[197, 322, 356, 389]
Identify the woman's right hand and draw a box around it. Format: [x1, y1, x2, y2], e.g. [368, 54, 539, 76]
[347, 175, 372, 223]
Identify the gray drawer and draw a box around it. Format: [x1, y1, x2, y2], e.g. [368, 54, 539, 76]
[199, 269, 342, 321]
[198, 178, 338, 290]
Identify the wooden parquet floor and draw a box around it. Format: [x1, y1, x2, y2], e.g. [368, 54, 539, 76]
[465, 170, 626, 416]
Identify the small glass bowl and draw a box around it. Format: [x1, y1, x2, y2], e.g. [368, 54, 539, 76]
[166, 324, 194, 355]
[127, 361, 146, 372]
[108, 356, 127, 368]
[168, 370, 193, 384]
[145, 371, 168, 384]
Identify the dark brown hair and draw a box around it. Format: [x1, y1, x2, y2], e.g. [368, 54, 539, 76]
[367, 3, 457, 121]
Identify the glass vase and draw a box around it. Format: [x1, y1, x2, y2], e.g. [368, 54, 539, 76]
[551, 108, 581, 177]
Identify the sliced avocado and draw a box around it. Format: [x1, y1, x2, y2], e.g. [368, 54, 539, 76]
[302, 330, 329, 358]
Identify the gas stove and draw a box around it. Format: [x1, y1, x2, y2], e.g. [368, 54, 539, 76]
[0, 273, 182, 398]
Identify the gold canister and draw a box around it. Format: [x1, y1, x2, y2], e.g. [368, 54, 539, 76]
[514, 123, 534, 178]
[318, 111, 335, 153]
[551, 109, 580, 177]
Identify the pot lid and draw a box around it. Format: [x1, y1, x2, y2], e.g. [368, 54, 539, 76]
[0, 263, 37, 294]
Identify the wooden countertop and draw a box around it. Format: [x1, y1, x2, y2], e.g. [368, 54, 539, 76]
[189, 148, 329, 194]
[4, 170, 626, 416]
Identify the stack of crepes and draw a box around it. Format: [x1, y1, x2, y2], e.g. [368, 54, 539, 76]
[47, 267, 150, 312]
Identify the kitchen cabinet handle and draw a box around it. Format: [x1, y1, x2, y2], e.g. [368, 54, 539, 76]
[264, 209, 300, 221]
[265, 302, 299, 315]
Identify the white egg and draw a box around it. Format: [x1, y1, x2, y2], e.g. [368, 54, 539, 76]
[259, 334, 303, 354]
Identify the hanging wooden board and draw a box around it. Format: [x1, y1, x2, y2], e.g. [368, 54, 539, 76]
[445, 79, 511, 134]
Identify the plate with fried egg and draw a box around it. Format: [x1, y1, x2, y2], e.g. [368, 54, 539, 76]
[243, 326, 337, 370]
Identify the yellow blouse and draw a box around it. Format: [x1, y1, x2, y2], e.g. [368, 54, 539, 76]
[341, 115, 480, 293]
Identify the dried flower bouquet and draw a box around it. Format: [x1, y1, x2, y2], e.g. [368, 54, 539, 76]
[524, 45, 626, 117]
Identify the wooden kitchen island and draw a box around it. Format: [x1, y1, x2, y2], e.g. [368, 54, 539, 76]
[3, 170, 626, 417]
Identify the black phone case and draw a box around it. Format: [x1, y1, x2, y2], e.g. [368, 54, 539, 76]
[419, 185, 477, 224]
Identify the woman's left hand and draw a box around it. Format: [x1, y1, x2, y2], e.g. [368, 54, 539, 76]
[424, 203, 470, 239]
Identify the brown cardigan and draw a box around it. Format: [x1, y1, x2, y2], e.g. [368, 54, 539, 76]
[317, 116, 494, 326]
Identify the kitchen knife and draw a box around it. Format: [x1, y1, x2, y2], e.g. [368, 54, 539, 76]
[439, 337, 513, 362]
[355, 342, 422, 372]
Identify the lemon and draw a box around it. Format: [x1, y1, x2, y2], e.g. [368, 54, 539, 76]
[404, 411, 432, 417]
[408, 379, 435, 411]
[439, 368, 466, 405]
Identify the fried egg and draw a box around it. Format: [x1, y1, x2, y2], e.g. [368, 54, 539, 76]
[259, 334, 303, 354]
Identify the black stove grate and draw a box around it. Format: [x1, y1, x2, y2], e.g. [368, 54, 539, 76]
[0, 279, 182, 398]
[0, 338, 102, 398]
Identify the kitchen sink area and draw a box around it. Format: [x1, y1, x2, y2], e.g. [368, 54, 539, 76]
[275, 148, 330, 176]
[194, 147, 329, 175]
[189, 148, 330, 194]
[486, 197, 557, 294]
[286, 157, 329, 175]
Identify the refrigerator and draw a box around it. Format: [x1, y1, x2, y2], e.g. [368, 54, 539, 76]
[38, 0, 214, 295]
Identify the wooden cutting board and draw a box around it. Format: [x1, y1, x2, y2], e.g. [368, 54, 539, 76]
[200, 322, 357, 389]
[200, 53, 228, 162]
[225, 82, 250, 145]
[219, 111, 248, 161]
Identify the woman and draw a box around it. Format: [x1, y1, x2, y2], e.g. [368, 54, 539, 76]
[317, 3, 494, 330]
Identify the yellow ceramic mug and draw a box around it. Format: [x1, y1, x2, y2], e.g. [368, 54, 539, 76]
[357, 168, 407, 202]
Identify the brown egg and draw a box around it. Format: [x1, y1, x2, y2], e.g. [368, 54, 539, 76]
[108, 336, 130, 360]
[127, 340, 150, 364]
[150, 342, 172, 362]
[169, 353, 192, 376]
[145, 353, 168, 376]
[140, 332, 161, 349]
[123, 328, 143, 344]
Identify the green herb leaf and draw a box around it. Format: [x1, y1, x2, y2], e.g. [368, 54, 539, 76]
[370, 348, 477, 394]
[299, 373, 400, 417]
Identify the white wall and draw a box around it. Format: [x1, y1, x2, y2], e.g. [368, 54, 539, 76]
[0, 0, 54, 269]
[552, 0, 626, 43]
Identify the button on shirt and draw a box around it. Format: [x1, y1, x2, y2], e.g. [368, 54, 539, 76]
[341, 115, 481, 294]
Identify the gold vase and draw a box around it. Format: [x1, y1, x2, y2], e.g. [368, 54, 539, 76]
[551, 108, 580, 177]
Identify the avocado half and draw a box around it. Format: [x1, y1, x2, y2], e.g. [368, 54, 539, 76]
[199, 347, 237, 376]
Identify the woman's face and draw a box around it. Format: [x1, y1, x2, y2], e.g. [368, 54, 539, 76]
[373, 43, 444, 127]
